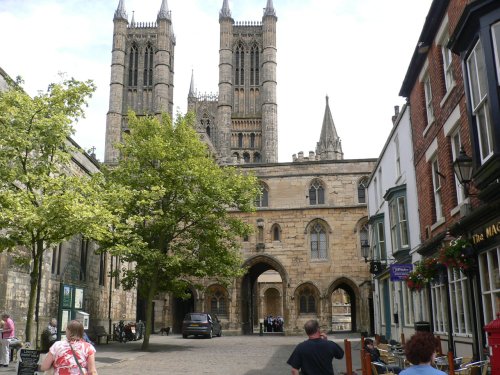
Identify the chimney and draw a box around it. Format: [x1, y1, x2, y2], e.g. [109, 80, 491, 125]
[392, 105, 400, 125]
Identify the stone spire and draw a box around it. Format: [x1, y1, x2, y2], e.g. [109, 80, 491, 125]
[157, 0, 171, 21]
[130, 11, 135, 27]
[263, 0, 276, 17]
[220, 0, 232, 20]
[316, 96, 343, 160]
[114, 0, 127, 20]
[188, 70, 196, 98]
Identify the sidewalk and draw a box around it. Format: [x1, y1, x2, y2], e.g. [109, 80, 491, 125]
[0, 332, 365, 374]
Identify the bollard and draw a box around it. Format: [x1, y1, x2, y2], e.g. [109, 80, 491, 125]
[344, 339, 353, 375]
[448, 351, 455, 375]
[361, 337, 365, 375]
[259, 322, 263, 336]
[400, 332, 405, 346]
[364, 352, 372, 375]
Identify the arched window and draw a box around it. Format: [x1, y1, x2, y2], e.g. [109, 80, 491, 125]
[250, 45, 259, 86]
[309, 179, 325, 205]
[238, 133, 243, 148]
[250, 133, 256, 148]
[206, 126, 211, 138]
[232, 152, 240, 162]
[299, 286, 316, 314]
[243, 152, 250, 163]
[358, 177, 368, 203]
[207, 287, 228, 317]
[310, 222, 327, 259]
[235, 44, 244, 86]
[128, 44, 139, 86]
[254, 152, 261, 163]
[360, 222, 369, 254]
[255, 183, 269, 207]
[271, 224, 281, 241]
[143, 44, 154, 87]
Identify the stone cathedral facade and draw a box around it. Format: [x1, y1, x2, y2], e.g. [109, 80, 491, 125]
[105, 0, 376, 335]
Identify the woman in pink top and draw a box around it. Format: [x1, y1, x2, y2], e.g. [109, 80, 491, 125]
[0, 313, 15, 367]
[39, 320, 97, 375]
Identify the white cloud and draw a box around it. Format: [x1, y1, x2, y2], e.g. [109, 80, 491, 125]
[0, 0, 433, 162]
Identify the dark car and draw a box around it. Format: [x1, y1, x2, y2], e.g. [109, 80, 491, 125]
[182, 312, 222, 339]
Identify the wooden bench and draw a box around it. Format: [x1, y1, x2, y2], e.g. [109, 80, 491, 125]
[88, 326, 112, 344]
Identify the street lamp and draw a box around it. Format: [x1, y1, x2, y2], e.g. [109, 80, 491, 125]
[361, 240, 370, 263]
[453, 146, 474, 196]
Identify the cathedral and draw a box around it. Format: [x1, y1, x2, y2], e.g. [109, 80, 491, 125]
[104, 0, 376, 334]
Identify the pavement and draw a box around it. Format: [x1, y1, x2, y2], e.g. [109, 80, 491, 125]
[0, 332, 365, 375]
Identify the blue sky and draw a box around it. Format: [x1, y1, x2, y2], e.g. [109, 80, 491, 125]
[0, 0, 433, 162]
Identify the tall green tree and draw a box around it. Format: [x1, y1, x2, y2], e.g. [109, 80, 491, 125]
[102, 112, 259, 350]
[0, 78, 101, 342]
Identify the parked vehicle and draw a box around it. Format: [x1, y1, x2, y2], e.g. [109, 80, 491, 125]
[182, 313, 222, 339]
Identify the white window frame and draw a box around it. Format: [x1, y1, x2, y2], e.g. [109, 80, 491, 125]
[448, 268, 471, 336]
[441, 35, 454, 92]
[376, 221, 386, 261]
[431, 280, 448, 334]
[479, 247, 500, 327]
[431, 157, 443, 221]
[467, 39, 494, 163]
[424, 73, 434, 125]
[402, 282, 415, 326]
[491, 22, 500, 85]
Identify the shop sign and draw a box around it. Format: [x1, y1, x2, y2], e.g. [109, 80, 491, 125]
[390, 264, 413, 281]
[472, 220, 500, 245]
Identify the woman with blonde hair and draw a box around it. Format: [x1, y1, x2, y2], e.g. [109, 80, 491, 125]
[39, 320, 97, 375]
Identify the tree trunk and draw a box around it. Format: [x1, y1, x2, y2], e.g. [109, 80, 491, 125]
[141, 276, 157, 350]
[25, 241, 43, 343]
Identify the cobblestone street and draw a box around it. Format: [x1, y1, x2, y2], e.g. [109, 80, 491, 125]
[0, 333, 363, 375]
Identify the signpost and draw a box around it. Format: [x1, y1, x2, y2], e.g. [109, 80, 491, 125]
[17, 349, 40, 375]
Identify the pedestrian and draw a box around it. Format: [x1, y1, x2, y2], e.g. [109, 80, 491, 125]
[287, 319, 344, 375]
[364, 338, 402, 374]
[400, 332, 446, 375]
[39, 319, 98, 375]
[0, 313, 15, 367]
[48, 318, 58, 345]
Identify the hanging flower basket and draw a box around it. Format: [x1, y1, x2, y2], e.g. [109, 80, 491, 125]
[405, 257, 439, 292]
[438, 236, 474, 272]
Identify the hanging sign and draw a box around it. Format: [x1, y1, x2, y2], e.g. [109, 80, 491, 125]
[390, 264, 413, 281]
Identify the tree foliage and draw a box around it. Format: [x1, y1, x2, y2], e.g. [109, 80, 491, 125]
[101, 112, 259, 349]
[0, 77, 99, 342]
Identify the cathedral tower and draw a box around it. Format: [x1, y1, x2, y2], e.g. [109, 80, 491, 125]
[105, 0, 175, 164]
[188, 0, 278, 164]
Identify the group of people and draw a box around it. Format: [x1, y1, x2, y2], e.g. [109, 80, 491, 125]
[1, 312, 97, 374]
[265, 315, 284, 332]
[287, 319, 447, 375]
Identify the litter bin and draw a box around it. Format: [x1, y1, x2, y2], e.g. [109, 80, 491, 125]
[414, 321, 431, 332]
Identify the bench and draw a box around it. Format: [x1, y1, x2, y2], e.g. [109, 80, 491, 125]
[88, 326, 112, 345]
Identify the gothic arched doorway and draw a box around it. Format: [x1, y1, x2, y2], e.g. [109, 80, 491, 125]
[328, 278, 358, 332]
[240, 255, 288, 334]
[172, 289, 195, 334]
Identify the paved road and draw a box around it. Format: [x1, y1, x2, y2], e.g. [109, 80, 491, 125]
[1, 333, 364, 375]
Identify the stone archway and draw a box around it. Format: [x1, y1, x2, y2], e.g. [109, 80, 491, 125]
[327, 277, 360, 332]
[172, 288, 196, 334]
[240, 255, 289, 334]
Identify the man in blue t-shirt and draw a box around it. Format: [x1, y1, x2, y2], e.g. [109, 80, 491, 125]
[287, 320, 344, 375]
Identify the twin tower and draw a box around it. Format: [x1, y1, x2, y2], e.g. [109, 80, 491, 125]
[104, 0, 278, 165]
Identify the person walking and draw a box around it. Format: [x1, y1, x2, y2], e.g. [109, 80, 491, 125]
[400, 332, 446, 375]
[287, 319, 344, 375]
[39, 320, 98, 375]
[47, 318, 58, 345]
[0, 313, 15, 367]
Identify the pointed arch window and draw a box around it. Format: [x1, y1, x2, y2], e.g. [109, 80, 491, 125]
[299, 287, 316, 314]
[144, 44, 154, 87]
[206, 126, 211, 138]
[238, 133, 243, 148]
[207, 288, 228, 317]
[243, 152, 250, 163]
[310, 222, 327, 259]
[254, 152, 261, 163]
[250, 45, 259, 86]
[250, 133, 256, 148]
[235, 44, 245, 86]
[271, 224, 281, 241]
[309, 179, 325, 205]
[129, 44, 139, 86]
[255, 182, 269, 207]
[358, 177, 368, 203]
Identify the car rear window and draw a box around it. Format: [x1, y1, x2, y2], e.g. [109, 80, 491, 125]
[186, 313, 207, 322]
